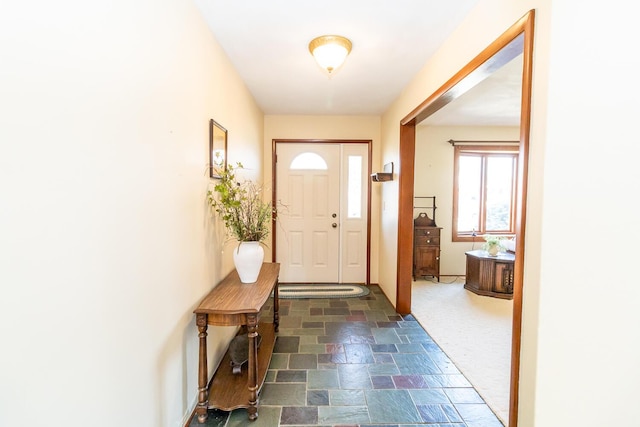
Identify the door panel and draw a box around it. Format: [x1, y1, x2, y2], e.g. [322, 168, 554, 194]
[339, 144, 368, 283]
[276, 142, 368, 283]
[276, 144, 340, 282]
[345, 231, 362, 266]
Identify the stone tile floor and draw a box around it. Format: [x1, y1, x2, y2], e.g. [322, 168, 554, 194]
[189, 285, 503, 427]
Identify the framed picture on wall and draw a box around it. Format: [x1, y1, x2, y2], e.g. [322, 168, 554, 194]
[209, 119, 227, 179]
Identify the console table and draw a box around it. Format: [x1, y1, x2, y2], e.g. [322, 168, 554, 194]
[464, 250, 514, 299]
[194, 262, 280, 423]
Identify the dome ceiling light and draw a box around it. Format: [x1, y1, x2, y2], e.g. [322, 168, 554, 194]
[308, 35, 352, 75]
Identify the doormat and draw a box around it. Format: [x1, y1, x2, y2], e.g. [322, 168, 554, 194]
[277, 284, 370, 299]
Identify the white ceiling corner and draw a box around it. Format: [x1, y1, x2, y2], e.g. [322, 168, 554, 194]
[194, 0, 520, 126]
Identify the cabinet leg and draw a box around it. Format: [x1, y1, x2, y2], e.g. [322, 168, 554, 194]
[273, 280, 279, 332]
[247, 314, 259, 420]
[196, 314, 209, 423]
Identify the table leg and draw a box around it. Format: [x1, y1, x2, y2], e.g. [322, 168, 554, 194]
[247, 314, 259, 420]
[196, 314, 209, 423]
[273, 280, 279, 332]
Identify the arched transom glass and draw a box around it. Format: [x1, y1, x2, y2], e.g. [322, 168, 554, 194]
[289, 152, 328, 170]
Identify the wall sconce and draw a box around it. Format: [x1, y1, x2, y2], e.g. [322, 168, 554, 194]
[308, 35, 352, 75]
[371, 162, 394, 182]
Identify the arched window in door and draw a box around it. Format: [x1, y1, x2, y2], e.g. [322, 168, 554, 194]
[290, 152, 328, 170]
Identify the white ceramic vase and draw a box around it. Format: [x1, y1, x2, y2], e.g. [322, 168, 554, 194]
[487, 245, 499, 256]
[233, 241, 264, 283]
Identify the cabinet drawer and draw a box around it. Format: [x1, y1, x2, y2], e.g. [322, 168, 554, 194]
[415, 227, 440, 237]
[415, 235, 440, 246]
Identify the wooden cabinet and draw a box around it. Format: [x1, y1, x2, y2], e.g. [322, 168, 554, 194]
[193, 263, 280, 423]
[464, 250, 514, 299]
[413, 213, 442, 281]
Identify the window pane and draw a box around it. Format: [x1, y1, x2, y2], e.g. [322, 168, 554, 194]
[347, 155, 362, 218]
[457, 155, 481, 233]
[290, 152, 328, 170]
[485, 156, 514, 231]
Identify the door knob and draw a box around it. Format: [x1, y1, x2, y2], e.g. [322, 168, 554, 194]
[332, 223, 337, 228]
[332, 213, 337, 218]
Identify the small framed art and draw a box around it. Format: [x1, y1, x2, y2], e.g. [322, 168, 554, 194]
[209, 119, 227, 179]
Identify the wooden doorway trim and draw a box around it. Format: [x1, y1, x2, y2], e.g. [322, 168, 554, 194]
[272, 139, 373, 285]
[395, 10, 535, 427]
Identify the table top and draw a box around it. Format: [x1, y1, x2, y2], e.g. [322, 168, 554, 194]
[465, 249, 515, 261]
[194, 263, 280, 316]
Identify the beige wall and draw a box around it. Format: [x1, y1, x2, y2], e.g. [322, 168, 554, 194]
[380, 0, 550, 422]
[379, 0, 544, 302]
[381, 0, 640, 425]
[532, 1, 640, 425]
[0, 1, 263, 425]
[263, 115, 382, 284]
[3, 1, 640, 426]
[414, 125, 520, 275]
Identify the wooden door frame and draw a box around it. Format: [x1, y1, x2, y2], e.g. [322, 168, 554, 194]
[395, 10, 535, 427]
[272, 139, 373, 285]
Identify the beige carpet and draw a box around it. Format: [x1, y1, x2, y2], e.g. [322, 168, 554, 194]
[411, 277, 512, 424]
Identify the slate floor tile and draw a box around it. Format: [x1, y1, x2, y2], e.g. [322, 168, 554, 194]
[276, 370, 307, 382]
[308, 369, 340, 389]
[269, 353, 289, 369]
[444, 388, 485, 404]
[187, 409, 227, 427]
[330, 300, 349, 307]
[324, 307, 350, 315]
[371, 375, 395, 389]
[417, 404, 450, 423]
[368, 363, 400, 376]
[455, 403, 504, 426]
[344, 343, 375, 363]
[374, 353, 395, 364]
[317, 406, 370, 425]
[289, 353, 318, 369]
[299, 343, 326, 354]
[365, 389, 422, 423]
[443, 403, 464, 423]
[280, 406, 318, 425]
[371, 343, 398, 353]
[349, 334, 376, 344]
[409, 388, 451, 404]
[325, 343, 344, 354]
[376, 321, 399, 328]
[395, 343, 426, 353]
[302, 321, 324, 328]
[425, 374, 472, 388]
[329, 389, 366, 406]
[216, 287, 503, 426]
[371, 328, 402, 344]
[338, 364, 372, 389]
[393, 374, 429, 389]
[307, 389, 329, 406]
[226, 406, 280, 427]
[393, 353, 441, 375]
[274, 336, 300, 353]
[260, 383, 306, 405]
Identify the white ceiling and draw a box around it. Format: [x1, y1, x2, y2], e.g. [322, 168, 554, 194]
[421, 54, 523, 127]
[194, 0, 481, 116]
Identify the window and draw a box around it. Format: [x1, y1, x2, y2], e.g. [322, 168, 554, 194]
[452, 145, 518, 241]
[290, 152, 328, 170]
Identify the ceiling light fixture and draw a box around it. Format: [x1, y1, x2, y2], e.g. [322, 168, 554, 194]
[308, 35, 352, 75]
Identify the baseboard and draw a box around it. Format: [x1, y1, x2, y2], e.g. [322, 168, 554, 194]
[182, 397, 197, 427]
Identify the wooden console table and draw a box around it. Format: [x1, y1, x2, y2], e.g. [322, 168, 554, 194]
[464, 250, 514, 299]
[194, 262, 280, 423]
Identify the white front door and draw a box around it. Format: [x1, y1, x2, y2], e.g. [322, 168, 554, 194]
[275, 142, 368, 283]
